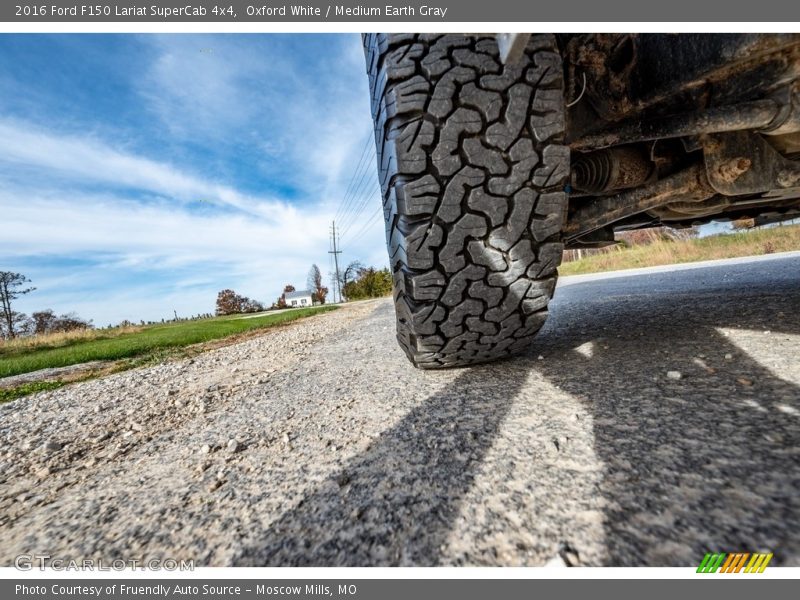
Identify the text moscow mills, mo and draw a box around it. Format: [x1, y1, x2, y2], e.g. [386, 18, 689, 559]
[14, 4, 450, 19]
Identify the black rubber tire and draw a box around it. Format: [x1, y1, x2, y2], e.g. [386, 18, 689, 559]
[363, 34, 569, 368]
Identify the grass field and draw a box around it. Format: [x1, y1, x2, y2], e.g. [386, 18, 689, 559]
[0, 306, 337, 380]
[559, 224, 800, 276]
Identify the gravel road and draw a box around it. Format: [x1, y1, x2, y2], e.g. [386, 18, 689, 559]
[1, 253, 798, 567]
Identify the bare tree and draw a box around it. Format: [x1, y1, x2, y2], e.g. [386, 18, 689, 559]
[51, 312, 93, 332]
[307, 264, 328, 305]
[339, 261, 363, 301]
[0, 311, 33, 339]
[32, 309, 57, 334]
[0, 272, 35, 339]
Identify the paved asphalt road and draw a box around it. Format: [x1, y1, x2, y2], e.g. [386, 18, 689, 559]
[1, 254, 798, 567]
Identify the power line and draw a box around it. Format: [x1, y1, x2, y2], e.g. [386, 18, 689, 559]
[342, 205, 383, 250]
[328, 221, 342, 303]
[342, 202, 381, 244]
[326, 127, 383, 297]
[337, 145, 377, 232]
[335, 145, 371, 224]
[339, 166, 380, 238]
[340, 191, 380, 239]
[335, 130, 375, 224]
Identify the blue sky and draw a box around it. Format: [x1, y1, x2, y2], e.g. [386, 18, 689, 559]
[0, 34, 386, 326]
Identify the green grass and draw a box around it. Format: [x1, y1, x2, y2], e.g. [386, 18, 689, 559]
[0, 381, 66, 404]
[559, 225, 800, 276]
[0, 306, 337, 379]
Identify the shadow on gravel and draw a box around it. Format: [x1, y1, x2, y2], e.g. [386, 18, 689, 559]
[532, 262, 800, 566]
[235, 259, 799, 567]
[234, 364, 528, 566]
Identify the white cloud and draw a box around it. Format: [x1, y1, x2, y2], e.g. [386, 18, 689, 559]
[0, 34, 389, 326]
[2, 187, 334, 324]
[0, 118, 293, 219]
[1, 188, 326, 259]
[138, 34, 375, 205]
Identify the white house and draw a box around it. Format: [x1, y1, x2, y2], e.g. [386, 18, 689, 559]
[284, 289, 313, 308]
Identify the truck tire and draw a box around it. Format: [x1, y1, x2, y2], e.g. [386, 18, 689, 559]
[364, 34, 569, 368]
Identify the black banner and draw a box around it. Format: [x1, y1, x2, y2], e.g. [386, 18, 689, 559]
[3, 0, 800, 22]
[4, 579, 800, 600]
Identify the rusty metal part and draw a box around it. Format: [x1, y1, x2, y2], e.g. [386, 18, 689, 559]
[648, 196, 732, 220]
[651, 188, 800, 221]
[572, 99, 781, 151]
[761, 85, 800, 136]
[703, 130, 800, 195]
[754, 209, 800, 226]
[767, 132, 800, 154]
[571, 146, 654, 194]
[564, 164, 716, 240]
[566, 34, 638, 120]
[566, 34, 800, 125]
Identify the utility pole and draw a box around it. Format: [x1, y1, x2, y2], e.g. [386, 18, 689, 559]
[328, 221, 342, 303]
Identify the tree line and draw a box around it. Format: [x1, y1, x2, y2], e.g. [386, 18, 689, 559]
[2, 260, 395, 339]
[215, 264, 331, 315]
[338, 262, 392, 300]
[0, 271, 92, 339]
[214, 262, 391, 316]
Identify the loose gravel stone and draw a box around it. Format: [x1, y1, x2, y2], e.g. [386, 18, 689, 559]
[0, 257, 797, 568]
[41, 439, 62, 453]
[666, 371, 682, 380]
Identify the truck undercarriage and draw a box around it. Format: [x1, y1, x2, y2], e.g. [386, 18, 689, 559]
[549, 34, 800, 248]
[364, 33, 800, 368]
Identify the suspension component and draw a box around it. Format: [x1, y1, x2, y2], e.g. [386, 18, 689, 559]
[571, 146, 655, 194]
[572, 99, 781, 151]
[565, 164, 716, 240]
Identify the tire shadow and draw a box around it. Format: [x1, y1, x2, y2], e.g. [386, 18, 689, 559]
[234, 258, 799, 567]
[233, 361, 529, 566]
[532, 260, 800, 565]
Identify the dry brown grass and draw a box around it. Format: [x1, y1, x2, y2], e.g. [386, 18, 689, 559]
[0, 325, 143, 355]
[560, 224, 800, 276]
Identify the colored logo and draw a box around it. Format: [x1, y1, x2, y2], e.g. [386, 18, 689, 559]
[697, 552, 773, 573]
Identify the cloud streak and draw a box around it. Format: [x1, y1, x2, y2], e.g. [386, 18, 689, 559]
[0, 118, 293, 219]
[0, 34, 387, 326]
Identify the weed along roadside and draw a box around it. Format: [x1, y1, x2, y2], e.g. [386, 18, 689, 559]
[560, 224, 800, 276]
[0, 305, 338, 401]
